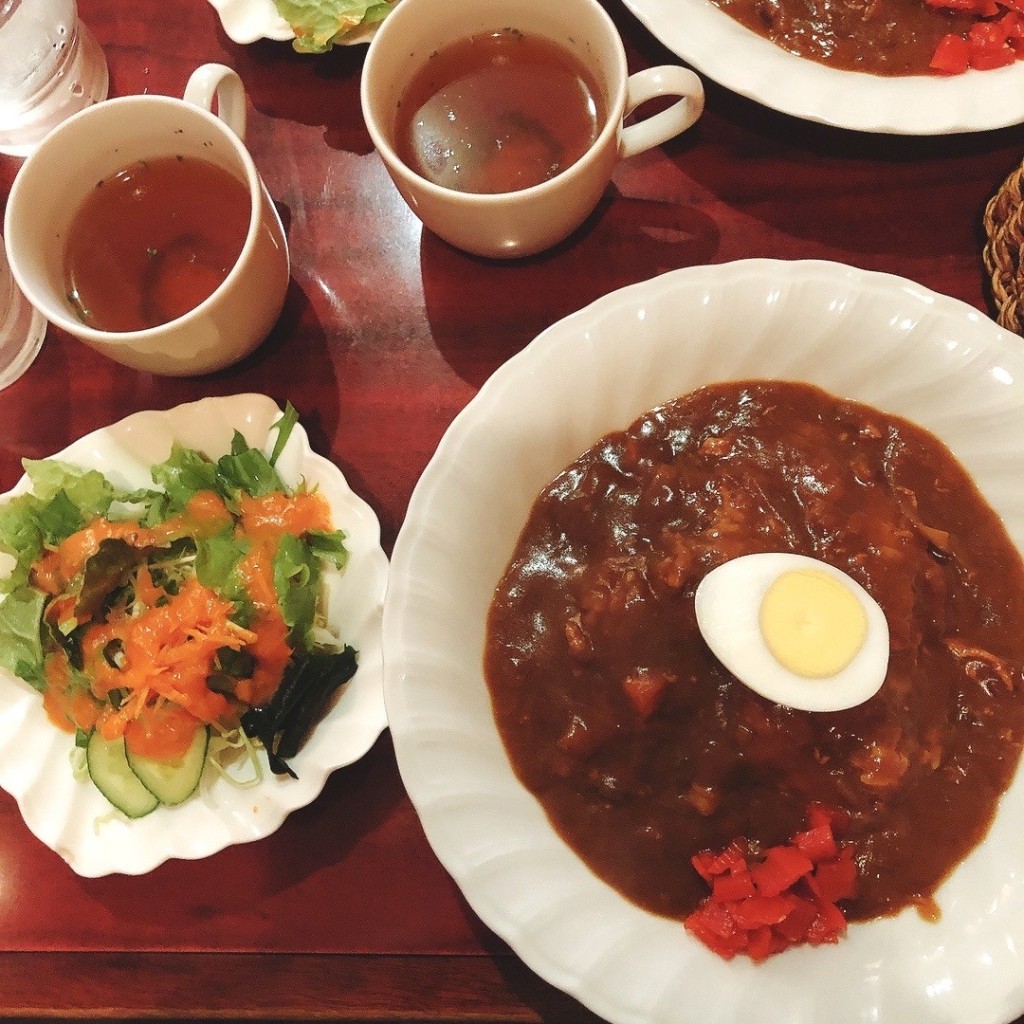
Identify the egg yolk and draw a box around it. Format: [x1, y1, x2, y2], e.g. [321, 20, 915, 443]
[758, 569, 867, 679]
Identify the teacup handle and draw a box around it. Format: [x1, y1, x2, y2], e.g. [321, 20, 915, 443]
[183, 63, 247, 142]
[619, 66, 704, 159]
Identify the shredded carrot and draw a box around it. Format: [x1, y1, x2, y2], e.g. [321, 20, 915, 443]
[86, 576, 255, 740]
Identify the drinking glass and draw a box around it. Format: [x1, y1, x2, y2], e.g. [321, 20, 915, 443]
[0, 0, 108, 157]
[0, 234, 45, 390]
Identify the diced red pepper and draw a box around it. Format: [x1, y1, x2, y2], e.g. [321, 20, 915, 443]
[684, 805, 859, 963]
[731, 893, 797, 928]
[926, 0, 1024, 74]
[970, 19, 1009, 43]
[1000, 9, 1024, 34]
[806, 802, 850, 833]
[808, 848, 858, 903]
[712, 871, 756, 903]
[970, 39, 1017, 67]
[774, 895, 818, 942]
[691, 837, 748, 882]
[793, 823, 839, 863]
[806, 899, 848, 945]
[930, 33, 971, 73]
[685, 900, 742, 959]
[750, 844, 814, 897]
[745, 925, 775, 963]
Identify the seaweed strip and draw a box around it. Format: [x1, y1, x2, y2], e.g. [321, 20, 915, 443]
[241, 646, 358, 777]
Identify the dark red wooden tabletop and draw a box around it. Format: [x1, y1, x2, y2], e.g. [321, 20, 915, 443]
[1, 0, 1023, 1019]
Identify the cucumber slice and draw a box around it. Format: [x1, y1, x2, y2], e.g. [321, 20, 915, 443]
[86, 731, 160, 819]
[125, 725, 210, 806]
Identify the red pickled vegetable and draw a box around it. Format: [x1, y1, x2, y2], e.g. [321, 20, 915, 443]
[930, 33, 971, 72]
[927, 0, 1024, 74]
[684, 806, 858, 962]
[750, 844, 814, 898]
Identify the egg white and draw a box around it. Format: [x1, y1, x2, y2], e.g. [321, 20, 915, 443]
[693, 552, 890, 712]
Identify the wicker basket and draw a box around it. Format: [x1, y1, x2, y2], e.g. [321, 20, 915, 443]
[984, 160, 1024, 335]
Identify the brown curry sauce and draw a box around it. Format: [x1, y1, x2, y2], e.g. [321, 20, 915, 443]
[711, 0, 976, 76]
[485, 381, 1024, 923]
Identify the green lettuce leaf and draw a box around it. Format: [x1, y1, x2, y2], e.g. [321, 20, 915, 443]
[216, 437, 286, 501]
[306, 528, 350, 571]
[0, 460, 121, 593]
[274, 533, 321, 649]
[0, 586, 47, 688]
[149, 442, 219, 518]
[273, 0, 393, 53]
[195, 533, 249, 598]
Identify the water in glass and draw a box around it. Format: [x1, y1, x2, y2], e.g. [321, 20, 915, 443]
[0, 0, 108, 156]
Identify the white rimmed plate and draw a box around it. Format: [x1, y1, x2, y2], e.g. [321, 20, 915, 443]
[383, 260, 1024, 1024]
[206, 0, 380, 45]
[620, 0, 1024, 133]
[0, 393, 389, 877]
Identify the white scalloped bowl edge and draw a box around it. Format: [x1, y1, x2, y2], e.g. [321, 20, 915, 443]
[0, 393, 389, 877]
[383, 260, 1024, 1024]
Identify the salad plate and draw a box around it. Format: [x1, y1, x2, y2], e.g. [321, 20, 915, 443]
[207, 0, 382, 47]
[0, 393, 389, 877]
[383, 259, 1024, 1024]
[620, 0, 1024, 133]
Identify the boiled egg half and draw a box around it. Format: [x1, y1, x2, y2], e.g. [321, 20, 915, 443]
[694, 553, 889, 712]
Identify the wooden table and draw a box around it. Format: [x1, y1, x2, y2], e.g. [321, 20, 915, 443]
[1, 1, 1023, 1020]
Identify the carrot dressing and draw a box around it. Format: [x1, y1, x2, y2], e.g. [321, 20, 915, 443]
[30, 490, 233, 596]
[42, 650, 101, 734]
[123, 702, 204, 762]
[32, 520, 153, 595]
[237, 490, 332, 539]
[232, 491, 331, 705]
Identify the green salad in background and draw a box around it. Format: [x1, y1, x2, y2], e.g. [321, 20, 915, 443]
[273, 0, 395, 52]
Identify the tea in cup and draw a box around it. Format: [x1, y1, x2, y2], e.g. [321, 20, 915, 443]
[360, 0, 704, 258]
[3, 63, 289, 376]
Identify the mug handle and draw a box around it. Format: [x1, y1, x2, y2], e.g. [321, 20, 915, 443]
[619, 66, 705, 159]
[183, 63, 247, 142]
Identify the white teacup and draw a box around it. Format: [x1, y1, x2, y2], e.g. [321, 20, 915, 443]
[360, 0, 704, 259]
[3, 64, 289, 376]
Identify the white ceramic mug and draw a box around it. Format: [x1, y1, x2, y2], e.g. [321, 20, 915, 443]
[360, 0, 704, 259]
[3, 64, 289, 376]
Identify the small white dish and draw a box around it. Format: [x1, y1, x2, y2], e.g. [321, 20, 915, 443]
[383, 260, 1024, 1024]
[621, 0, 1024, 133]
[206, 0, 380, 45]
[0, 394, 389, 877]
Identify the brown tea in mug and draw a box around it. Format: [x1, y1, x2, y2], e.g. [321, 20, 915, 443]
[63, 155, 251, 333]
[393, 28, 606, 195]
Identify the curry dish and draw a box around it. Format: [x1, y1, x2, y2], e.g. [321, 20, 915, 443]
[710, 0, 974, 76]
[485, 380, 1024, 923]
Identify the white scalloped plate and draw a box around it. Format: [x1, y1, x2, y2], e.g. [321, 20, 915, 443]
[383, 260, 1024, 1024]
[0, 394, 389, 877]
[620, 0, 1024, 133]
[206, 0, 380, 45]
